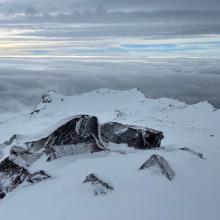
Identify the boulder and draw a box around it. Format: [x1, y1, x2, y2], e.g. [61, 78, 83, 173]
[26, 115, 105, 153]
[101, 122, 164, 149]
[139, 154, 175, 181]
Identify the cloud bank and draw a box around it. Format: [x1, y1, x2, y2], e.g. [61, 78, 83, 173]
[0, 58, 219, 115]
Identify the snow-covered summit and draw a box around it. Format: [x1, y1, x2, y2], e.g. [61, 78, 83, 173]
[0, 89, 219, 220]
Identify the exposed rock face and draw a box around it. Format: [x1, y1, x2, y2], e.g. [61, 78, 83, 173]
[179, 147, 204, 159]
[101, 122, 164, 149]
[83, 173, 114, 195]
[2, 115, 164, 164]
[26, 115, 105, 154]
[139, 154, 175, 181]
[0, 157, 29, 193]
[0, 157, 50, 199]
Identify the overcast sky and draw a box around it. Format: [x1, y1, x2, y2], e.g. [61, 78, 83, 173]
[0, 0, 220, 23]
[1, 0, 220, 11]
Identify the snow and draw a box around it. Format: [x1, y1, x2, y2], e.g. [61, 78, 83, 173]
[0, 88, 220, 220]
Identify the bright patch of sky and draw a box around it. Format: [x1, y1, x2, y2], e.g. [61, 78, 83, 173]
[0, 23, 219, 59]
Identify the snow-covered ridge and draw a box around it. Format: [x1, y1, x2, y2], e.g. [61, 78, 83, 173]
[0, 88, 219, 220]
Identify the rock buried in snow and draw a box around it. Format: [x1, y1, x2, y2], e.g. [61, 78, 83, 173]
[9, 146, 43, 167]
[179, 147, 204, 159]
[139, 154, 175, 181]
[101, 122, 164, 149]
[83, 174, 114, 195]
[26, 170, 50, 184]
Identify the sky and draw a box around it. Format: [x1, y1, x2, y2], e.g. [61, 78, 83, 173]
[0, 0, 219, 114]
[0, 0, 220, 23]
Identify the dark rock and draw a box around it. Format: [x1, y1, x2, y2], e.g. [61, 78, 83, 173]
[83, 173, 114, 195]
[2, 115, 164, 165]
[0, 191, 6, 199]
[0, 134, 18, 147]
[30, 109, 41, 115]
[139, 154, 175, 181]
[26, 115, 105, 154]
[26, 170, 50, 184]
[0, 157, 29, 192]
[100, 122, 164, 149]
[0, 157, 50, 198]
[179, 147, 204, 159]
[41, 93, 53, 103]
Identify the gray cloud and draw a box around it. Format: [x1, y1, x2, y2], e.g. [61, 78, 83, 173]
[0, 0, 219, 24]
[0, 58, 219, 114]
[1, 0, 220, 12]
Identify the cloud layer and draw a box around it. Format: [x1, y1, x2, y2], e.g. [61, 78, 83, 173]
[0, 58, 219, 115]
[0, 0, 220, 23]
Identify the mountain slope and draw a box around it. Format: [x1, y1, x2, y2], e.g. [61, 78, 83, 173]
[0, 89, 220, 220]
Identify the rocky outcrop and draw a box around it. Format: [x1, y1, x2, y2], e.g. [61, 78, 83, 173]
[0, 114, 165, 199]
[26, 115, 105, 154]
[139, 154, 175, 181]
[0, 157, 29, 193]
[0, 157, 50, 199]
[2, 115, 164, 163]
[83, 173, 114, 195]
[101, 122, 164, 149]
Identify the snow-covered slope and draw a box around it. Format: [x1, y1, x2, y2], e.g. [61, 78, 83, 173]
[0, 89, 220, 220]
